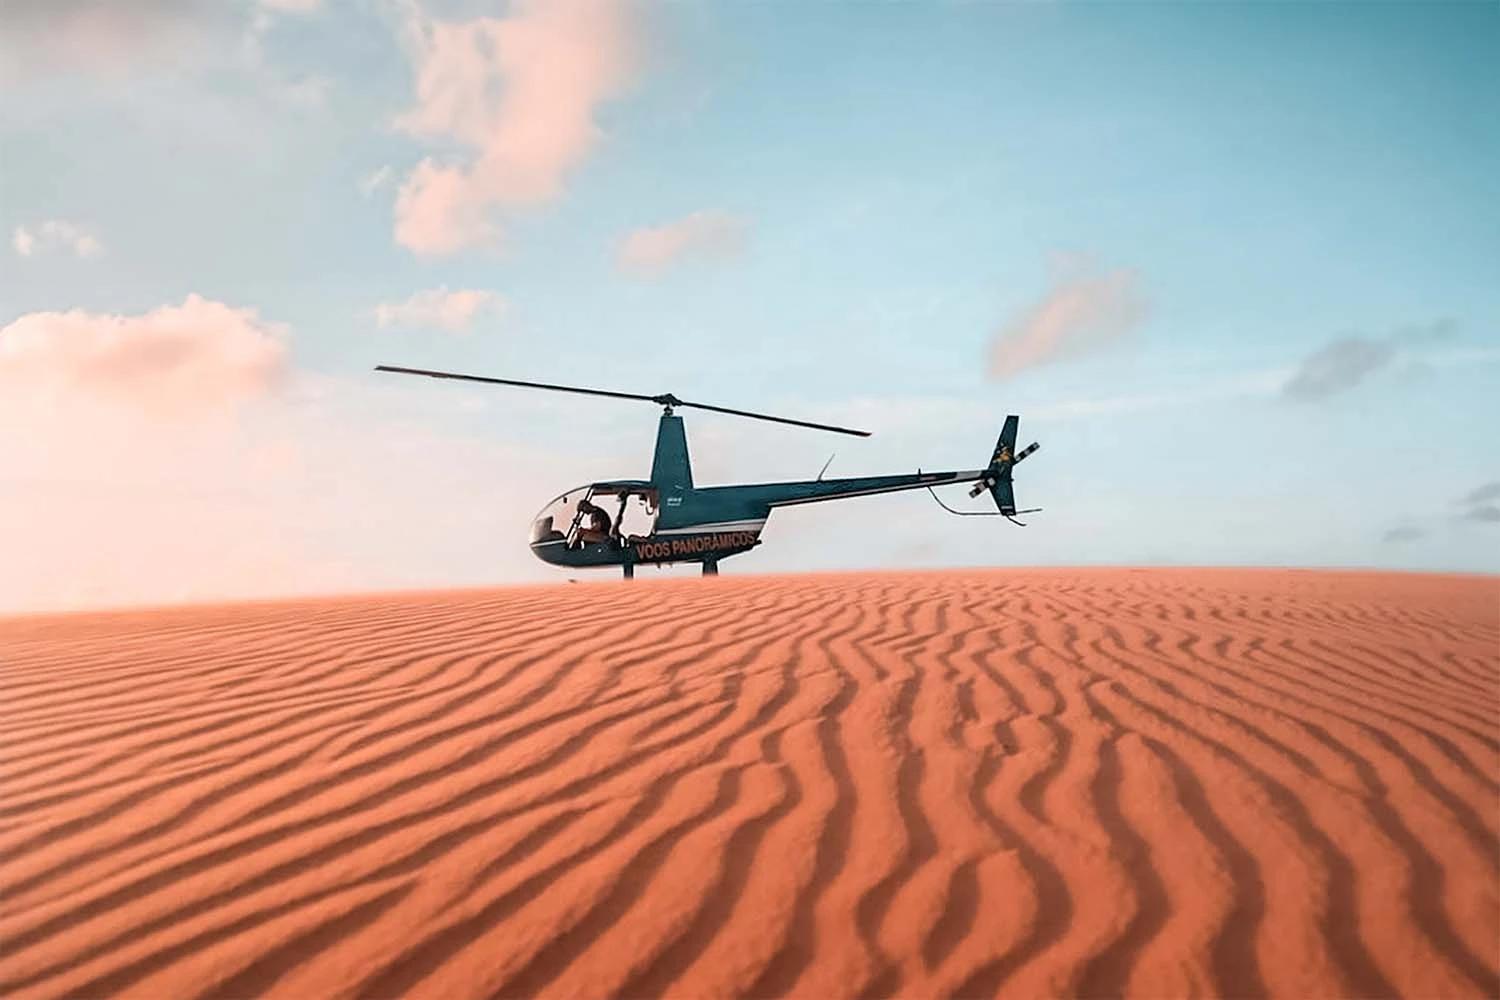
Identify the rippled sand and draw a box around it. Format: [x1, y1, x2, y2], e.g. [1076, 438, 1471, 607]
[2, 569, 1496, 999]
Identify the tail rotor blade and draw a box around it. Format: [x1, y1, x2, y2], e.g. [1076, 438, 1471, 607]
[1014, 442, 1041, 464]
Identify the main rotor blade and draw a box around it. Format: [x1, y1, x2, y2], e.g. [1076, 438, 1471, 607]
[376, 365, 872, 437]
[375, 366, 659, 404]
[675, 398, 871, 437]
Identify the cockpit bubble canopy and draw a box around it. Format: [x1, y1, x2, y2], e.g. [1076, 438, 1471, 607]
[529, 485, 659, 546]
[529, 488, 584, 545]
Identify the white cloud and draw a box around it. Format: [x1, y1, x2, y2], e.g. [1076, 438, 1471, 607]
[266, 72, 330, 109]
[989, 258, 1148, 380]
[372, 287, 504, 331]
[258, 0, 322, 13]
[617, 211, 749, 276]
[358, 165, 395, 198]
[12, 221, 104, 258]
[392, 0, 637, 254]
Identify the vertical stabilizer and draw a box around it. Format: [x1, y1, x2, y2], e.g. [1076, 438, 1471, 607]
[650, 413, 694, 491]
[972, 414, 1039, 516]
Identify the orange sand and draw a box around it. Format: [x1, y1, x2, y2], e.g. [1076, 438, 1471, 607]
[1, 569, 1496, 999]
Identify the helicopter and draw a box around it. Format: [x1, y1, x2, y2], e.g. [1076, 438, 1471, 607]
[377, 365, 1041, 578]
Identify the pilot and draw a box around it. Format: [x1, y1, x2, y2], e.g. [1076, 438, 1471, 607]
[576, 498, 613, 545]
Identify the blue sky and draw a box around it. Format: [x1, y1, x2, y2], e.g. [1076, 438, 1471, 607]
[1, 0, 1496, 610]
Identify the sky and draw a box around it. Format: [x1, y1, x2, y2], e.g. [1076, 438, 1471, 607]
[2, 0, 1497, 612]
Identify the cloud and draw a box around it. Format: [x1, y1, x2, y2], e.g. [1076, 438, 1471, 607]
[0, 0, 223, 81]
[12, 221, 104, 258]
[988, 259, 1148, 380]
[4, 0, 328, 112]
[1455, 482, 1500, 524]
[1375, 482, 1500, 549]
[1280, 337, 1395, 402]
[0, 295, 286, 413]
[1461, 481, 1500, 506]
[359, 165, 395, 198]
[239, 0, 330, 110]
[258, 0, 321, 12]
[0, 297, 577, 612]
[3, 0, 203, 25]
[617, 211, 749, 276]
[1391, 317, 1457, 345]
[1382, 481, 1500, 545]
[372, 287, 503, 331]
[1281, 319, 1460, 402]
[392, 0, 637, 254]
[0, 295, 292, 609]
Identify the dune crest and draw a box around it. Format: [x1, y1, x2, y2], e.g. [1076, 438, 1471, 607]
[2, 569, 1496, 999]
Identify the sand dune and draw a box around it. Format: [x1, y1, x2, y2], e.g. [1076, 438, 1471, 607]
[1, 569, 1496, 999]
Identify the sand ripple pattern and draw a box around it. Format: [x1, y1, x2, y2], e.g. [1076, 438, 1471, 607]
[2, 569, 1496, 999]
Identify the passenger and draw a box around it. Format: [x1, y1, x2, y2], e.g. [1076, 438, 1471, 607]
[576, 498, 613, 545]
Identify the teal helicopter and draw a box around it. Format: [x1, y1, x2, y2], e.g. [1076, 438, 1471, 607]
[377, 365, 1042, 578]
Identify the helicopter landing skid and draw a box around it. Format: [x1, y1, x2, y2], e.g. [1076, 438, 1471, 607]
[620, 558, 716, 579]
[925, 481, 1042, 526]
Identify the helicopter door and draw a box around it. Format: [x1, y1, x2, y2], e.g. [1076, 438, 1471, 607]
[616, 490, 659, 541]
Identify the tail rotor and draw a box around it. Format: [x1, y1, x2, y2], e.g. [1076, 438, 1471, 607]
[969, 415, 1041, 523]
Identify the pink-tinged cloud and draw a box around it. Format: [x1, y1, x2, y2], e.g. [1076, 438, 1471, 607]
[373, 287, 503, 331]
[988, 261, 1148, 379]
[393, 0, 636, 255]
[618, 211, 749, 276]
[0, 294, 286, 413]
[394, 160, 501, 255]
[0, 295, 578, 612]
[1, 1, 225, 81]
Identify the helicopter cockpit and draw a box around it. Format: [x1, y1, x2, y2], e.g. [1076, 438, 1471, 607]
[528, 484, 659, 550]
